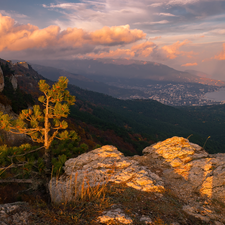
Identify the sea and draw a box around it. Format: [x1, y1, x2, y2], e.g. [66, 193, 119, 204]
[204, 88, 225, 102]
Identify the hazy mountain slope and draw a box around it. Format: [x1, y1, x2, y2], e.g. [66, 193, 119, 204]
[31, 63, 148, 99]
[30, 58, 225, 86]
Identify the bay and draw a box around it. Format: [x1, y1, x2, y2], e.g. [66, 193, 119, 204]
[204, 88, 225, 101]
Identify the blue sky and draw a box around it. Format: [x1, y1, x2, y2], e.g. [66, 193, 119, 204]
[0, 0, 225, 78]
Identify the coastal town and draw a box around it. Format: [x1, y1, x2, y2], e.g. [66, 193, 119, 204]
[113, 82, 225, 106]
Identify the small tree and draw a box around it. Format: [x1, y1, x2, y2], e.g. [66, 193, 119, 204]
[0, 76, 76, 175]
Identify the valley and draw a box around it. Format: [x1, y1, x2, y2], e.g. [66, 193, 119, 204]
[85, 76, 222, 106]
[31, 62, 224, 107]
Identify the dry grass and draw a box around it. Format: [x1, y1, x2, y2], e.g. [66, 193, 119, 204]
[26, 181, 211, 225]
[0, 165, 217, 224]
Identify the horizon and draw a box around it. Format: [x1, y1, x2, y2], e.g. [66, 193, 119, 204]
[0, 0, 225, 80]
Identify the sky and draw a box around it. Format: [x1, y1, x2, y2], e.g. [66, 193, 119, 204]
[0, 0, 225, 79]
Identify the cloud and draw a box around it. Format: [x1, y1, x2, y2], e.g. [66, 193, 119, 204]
[0, 10, 28, 19]
[85, 41, 155, 59]
[149, 36, 161, 40]
[161, 40, 191, 59]
[181, 62, 198, 66]
[89, 25, 146, 45]
[148, 3, 164, 7]
[167, 0, 199, 5]
[134, 20, 169, 25]
[0, 13, 145, 52]
[156, 13, 177, 17]
[214, 43, 225, 60]
[86, 41, 155, 59]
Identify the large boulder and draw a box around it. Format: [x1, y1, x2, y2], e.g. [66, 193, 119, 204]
[141, 136, 225, 204]
[0, 67, 4, 92]
[49, 145, 164, 203]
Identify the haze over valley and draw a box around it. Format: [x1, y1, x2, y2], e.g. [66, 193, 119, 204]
[31, 59, 225, 106]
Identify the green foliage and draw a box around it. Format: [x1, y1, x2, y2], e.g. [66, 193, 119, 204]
[51, 154, 67, 176]
[0, 137, 90, 178]
[0, 76, 79, 179]
[50, 139, 89, 176]
[0, 76, 76, 150]
[0, 144, 42, 178]
[51, 138, 88, 159]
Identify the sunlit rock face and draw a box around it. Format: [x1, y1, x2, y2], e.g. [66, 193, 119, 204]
[0, 67, 4, 92]
[142, 137, 225, 203]
[98, 208, 133, 224]
[17, 62, 29, 69]
[49, 145, 164, 203]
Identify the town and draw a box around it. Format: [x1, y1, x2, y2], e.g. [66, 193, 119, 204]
[110, 82, 224, 106]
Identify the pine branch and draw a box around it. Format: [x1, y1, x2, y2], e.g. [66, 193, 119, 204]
[8, 146, 44, 159]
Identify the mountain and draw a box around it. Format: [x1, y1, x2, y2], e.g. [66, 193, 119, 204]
[30, 63, 149, 99]
[185, 69, 212, 78]
[1, 58, 225, 155]
[30, 58, 225, 86]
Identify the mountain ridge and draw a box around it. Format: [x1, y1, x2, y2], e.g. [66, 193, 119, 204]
[30, 58, 225, 86]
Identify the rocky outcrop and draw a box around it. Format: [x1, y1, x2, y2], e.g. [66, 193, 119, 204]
[49, 145, 164, 203]
[49, 137, 225, 224]
[10, 75, 17, 90]
[0, 67, 4, 92]
[141, 137, 225, 204]
[17, 62, 29, 69]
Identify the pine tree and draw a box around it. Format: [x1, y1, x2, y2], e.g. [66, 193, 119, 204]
[0, 76, 76, 175]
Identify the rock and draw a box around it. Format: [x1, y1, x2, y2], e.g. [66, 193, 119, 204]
[0, 103, 14, 116]
[142, 137, 225, 204]
[48, 137, 225, 223]
[140, 215, 153, 224]
[0, 67, 4, 92]
[49, 145, 164, 203]
[0, 202, 31, 225]
[17, 62, 29, 69]
[182, 205, 210, 223]
[97, 208, 133, 224]
[0, 104, 30, 146]
[0, 129, 30, 146]
[10, 75, 17, 90]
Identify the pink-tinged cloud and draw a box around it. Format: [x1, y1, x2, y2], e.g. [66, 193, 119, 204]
[86, 41, 155, 59]
[162, 40, 191, 59]
[181, 62, 198, 67]
[0, 14, 146, 52]
[90, 25, 145, 45]
[214, 43, 225, 60]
